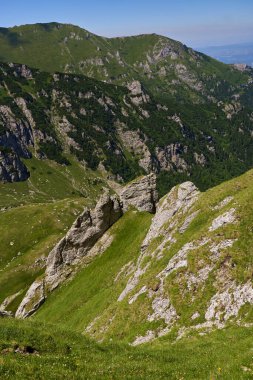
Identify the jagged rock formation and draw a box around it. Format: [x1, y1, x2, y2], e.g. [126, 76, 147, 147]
[118, 181, 200, 303]
[0, 150, 29, 182]
[12, 168, 253, 346]
[74, 171, 253, 345]
[15, 174, 158, 318]
[16, 280, 45, 319]
[45, 192, 122, 290]
[120, 173, 158, 213]
[16, 192, 122, 318]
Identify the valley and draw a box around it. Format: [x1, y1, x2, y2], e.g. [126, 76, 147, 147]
[0, 21, 253, 380]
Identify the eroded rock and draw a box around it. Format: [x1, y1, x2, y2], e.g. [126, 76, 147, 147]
[120, 173, 158, 213]
[46, 192, 122, 289]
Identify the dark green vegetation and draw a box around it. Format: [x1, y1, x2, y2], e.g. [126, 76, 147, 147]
[0, 43, 253, 195]
[0, 318, 253, 379]
[0, 22, 253, 195]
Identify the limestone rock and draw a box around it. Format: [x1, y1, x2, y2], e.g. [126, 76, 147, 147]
[155, 143, 188, 172]
[117, 127, 154, 173]
[0, 105, 33, 159]
[15, 279, 45, 319]
[0, 310, 13, 318]
[118, 181, 200, 303]
[46, 192, 122, 289]
[16, 174, 159, 318]
[127, 80, 150, 105]
[205, 281, 253, 323]
[120, 173, 158, 213]
[16, 192, 123, 318]
[209, 208, 237, 231]
[143, 181, 199, 247]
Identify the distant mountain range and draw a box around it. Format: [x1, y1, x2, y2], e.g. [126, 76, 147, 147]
[1, 23, 253, 197]
[1, 23, 253, 378]
[198, 42, 253, 67]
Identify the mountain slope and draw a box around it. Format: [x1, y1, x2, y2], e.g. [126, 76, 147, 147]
[13, 169, 252, 345]
[1, 60, 253, 197]
[0, 23, 251, 102]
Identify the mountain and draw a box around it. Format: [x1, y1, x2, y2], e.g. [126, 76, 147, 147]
[0, 22, 251, 101]
[1, 169, 253, 379]
[10, 170, 253, 342]
[1, 22, 253, 379]
[1, 40, 253, 197]
[199, 42, 253, 67]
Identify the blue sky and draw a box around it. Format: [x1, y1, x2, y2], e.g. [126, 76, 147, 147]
[1, 0, 253, 47]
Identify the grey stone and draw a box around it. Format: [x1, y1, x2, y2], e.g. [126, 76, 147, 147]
[15, 279, 45, 319]
[120, 173, 158, 213]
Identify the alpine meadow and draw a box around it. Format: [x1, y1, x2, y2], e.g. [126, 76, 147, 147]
[0, 3, 253, 379]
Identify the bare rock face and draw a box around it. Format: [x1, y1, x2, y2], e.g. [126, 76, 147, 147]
[127, 80, 150, 106]
[15, 174, 159, 318]
[120, 173, 158, 213]
[142, 181, 200, 248]
[0, 150, 30, 182]
[155, 143, 188, 172]
[117, 127, 154, 173]
[16, 280, 45, 319]
[46, 192, 122, 289]
[15, 192, 123, 318]
[0, 105, 34, 159]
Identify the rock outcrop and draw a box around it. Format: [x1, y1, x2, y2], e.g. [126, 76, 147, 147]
[15, 174, 159, 318]
[46, 192, 122, 289]
[0, 150, 30, 182]
[16, 192, 122, 318]
[120, 173, 158, 213]
[16, 280, 45, 319]
[0, 310, 13, 318]
[118, 181, 200, 303]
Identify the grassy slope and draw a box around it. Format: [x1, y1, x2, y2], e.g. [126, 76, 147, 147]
[35, 210, 152, 331]
[0, 155, 106, 311]
[33, 169, 253, 343]
[0, 156, 105, 208]
[0, 318, 253, 379]
[0, 23, 248, 90]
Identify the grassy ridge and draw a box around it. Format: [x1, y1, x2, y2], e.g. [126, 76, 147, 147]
[0, 156, 105, 208]
[32, 169, 253, 344]
[35, 210, 152, 332]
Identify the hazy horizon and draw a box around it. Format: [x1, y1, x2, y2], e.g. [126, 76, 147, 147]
[1, 0, 253, 48]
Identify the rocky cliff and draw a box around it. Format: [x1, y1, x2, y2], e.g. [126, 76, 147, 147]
[13, 169, 253, 345]
[15, 174, 157, 318]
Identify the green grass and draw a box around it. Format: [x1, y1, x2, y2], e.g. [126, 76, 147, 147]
[0, 156, 105, 208]
[34, 210, 153, 332]
[0, 318, 253, 379]
[0, 197, 88, 311]
[30, 169, 253, 344]
[0, 154, 106, 313]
